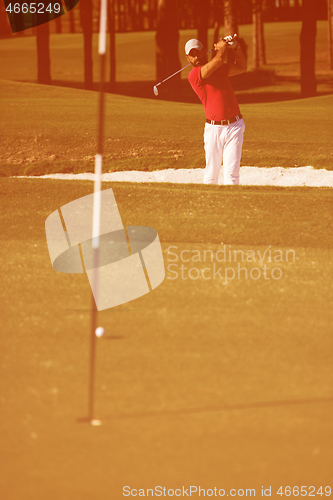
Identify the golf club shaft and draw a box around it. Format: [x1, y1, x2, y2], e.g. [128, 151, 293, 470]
[155, 63, 191, 87]
[155, 49, 213, 88]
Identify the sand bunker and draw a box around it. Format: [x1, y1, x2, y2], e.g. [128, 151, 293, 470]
[24, 166, 333, 187]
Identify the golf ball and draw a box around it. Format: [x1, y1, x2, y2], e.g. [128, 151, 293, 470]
[95, 327, 105, 338]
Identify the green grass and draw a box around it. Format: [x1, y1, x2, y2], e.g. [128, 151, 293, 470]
[1, 177, 333, 499]
[2, 19, 333, 499]
[1, 79, 333, 175]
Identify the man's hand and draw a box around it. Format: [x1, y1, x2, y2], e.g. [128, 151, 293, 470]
[224, 34, 239, 50]
[214, 39, 227, 52]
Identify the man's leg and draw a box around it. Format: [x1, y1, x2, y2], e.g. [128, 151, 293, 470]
[222, 119, 245, 185]
[203, 123, 223, 184]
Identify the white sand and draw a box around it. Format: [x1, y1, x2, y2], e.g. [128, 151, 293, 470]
[22, 166, 333, 187]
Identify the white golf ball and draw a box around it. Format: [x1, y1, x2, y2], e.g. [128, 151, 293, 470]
[95, 327, 105, 338]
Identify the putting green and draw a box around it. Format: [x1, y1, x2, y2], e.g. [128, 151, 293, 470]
[1, 178, 332, 498]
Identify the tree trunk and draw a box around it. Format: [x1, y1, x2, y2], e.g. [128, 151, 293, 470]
[195, 0, 209, 49]
[108, 0, 116, 91]
[224, 0, 238, 37]
[80, 0, 94, 90]
[36, 19, 51, 84]
[252, 0, 259, 69]
[252, 0, 266, 68]
[55, 15, 62, 33]
[224, 0, 249, 64]
[259, 8, 266, 65]
[148, 0, 155, 29]
[117, 0, 125, 31]
[69, 8, 75, 33]
[137, 0, 144, 30]
[97, 0, 101, 34]
[212, 0, 223, 50]
[300, 0, 317, 97]
[156, 0, 181, 98]
[124, 0, 129, 31]
[328, 0, 333, 70]
[213, 21, 220, 48]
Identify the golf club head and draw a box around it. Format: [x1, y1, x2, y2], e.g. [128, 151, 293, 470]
[153, 86, 159, 96]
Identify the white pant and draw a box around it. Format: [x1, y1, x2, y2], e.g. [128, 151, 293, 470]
[203, 118, 245, 185]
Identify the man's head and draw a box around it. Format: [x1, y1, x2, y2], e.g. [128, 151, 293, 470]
[185, 39, 206, 67]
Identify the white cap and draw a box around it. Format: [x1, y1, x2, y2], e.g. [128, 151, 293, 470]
[185, 39, 203, 55]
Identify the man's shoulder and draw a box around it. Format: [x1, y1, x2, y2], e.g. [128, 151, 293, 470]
[189, 62, 230, 84]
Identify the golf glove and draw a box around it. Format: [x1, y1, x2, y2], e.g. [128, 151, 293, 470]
[224, 34, 239, 50]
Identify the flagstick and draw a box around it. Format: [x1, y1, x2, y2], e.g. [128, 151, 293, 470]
[88, 0, 107, 426]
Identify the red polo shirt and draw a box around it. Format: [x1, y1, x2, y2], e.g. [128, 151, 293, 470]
[188, 64, 241, 121]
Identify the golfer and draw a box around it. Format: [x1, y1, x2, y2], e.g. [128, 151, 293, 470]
[185, 36, 247, 185]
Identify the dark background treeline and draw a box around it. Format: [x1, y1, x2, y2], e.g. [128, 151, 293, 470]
[0, 0, 329, 36]
[0, 0, 332, 100]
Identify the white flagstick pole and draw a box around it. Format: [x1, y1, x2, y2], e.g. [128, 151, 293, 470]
[88, 0, 107, 426]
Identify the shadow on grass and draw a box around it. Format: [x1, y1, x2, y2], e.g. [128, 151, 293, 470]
[46, 73, 333, 105]
[89, 396, 333, 422]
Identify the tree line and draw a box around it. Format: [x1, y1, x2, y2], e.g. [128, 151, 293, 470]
[0, 0, 329, 35]
[1, 0, 332, 97]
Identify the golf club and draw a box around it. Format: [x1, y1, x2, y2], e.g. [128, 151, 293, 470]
[153, 51, 212, 96]
[153, 35, 238, 96]
[153, 62, 192, 96]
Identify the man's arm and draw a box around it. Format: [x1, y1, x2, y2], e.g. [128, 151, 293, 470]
[200, 39, 228, 80]
[228, 45, 247, 76]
